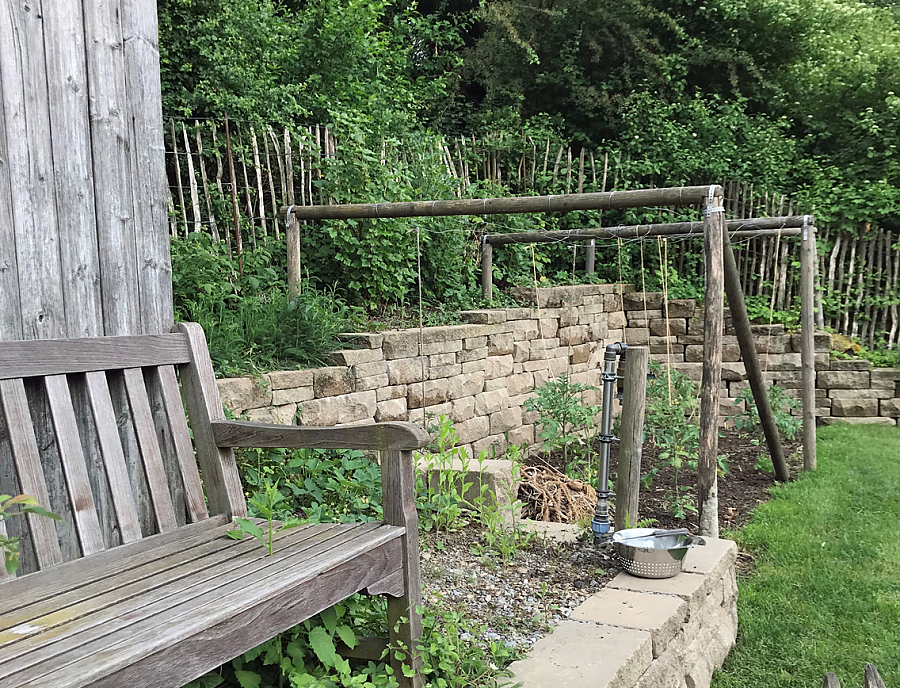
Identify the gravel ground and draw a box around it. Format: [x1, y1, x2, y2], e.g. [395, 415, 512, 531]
[420, 525, 621, 651]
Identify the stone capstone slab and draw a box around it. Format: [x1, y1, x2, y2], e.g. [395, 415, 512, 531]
[607, 571, 709, 615]
[507, 621, 653, 688]
[680, 537, 737, 580]
[572, 588, 687, 658]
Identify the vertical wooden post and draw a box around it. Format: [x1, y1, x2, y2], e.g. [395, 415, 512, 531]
[723, 229, 790, 481]
[481, 239, 493, 301]
[287, 212, 302, 296]
[615, 346, 648, 532]
[698, 188, 725, 538]
[382, 449, 424, 688]
[800, 219, 817, 470]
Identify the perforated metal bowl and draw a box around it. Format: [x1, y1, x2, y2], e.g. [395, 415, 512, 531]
[612, 528, 706, 579]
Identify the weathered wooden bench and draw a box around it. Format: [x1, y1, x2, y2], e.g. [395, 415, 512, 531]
[0, 323, 429, 688]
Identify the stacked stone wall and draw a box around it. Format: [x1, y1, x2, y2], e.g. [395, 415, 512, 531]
[216, 284, 631, 458]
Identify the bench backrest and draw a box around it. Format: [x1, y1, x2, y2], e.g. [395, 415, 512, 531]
[0, 323, 247, 579]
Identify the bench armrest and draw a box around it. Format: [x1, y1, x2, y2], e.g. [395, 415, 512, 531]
[211, 420, 431, 452]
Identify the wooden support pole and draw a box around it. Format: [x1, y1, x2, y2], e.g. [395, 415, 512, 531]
[284, 186, 720, 221]
[698, 192, 725, 538]
[800, 220, 817, 470]
[723, 229, 790, 482]
[287, 213, 302, 296]
[481, 239, 493, 302]
[615, 346, 648, 532]
[585, 238, 596, 274]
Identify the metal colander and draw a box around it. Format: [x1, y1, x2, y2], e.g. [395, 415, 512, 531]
[612, 528, 706, 579]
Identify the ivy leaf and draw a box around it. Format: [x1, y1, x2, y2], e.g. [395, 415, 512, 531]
[308, 626, 337, 668]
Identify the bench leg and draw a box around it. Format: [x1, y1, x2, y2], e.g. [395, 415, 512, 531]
[383, 450, 424, 688]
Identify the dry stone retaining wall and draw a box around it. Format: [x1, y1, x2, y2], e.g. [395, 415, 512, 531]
[216, 284, 631, 459]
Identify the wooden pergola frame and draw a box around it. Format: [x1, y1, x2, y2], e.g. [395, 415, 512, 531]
[283, 188, 818, 537]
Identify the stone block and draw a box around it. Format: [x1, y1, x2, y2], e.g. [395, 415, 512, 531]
[681, 537, 737, 580]
[650, 336, 679, 354]
[605, 292, 623, 311]
[217, 377, 271, 413]
[246, 404, 297, 425]
[488, 332, 515, 356]
[337, 332, 383, 349]
[376, 384, 406, 402]
[559, 325, 586, 346]
[387, 357, 428, 385]
[608, 311, 627, 329]
[549, 356, 569, 375]
[490, 406, 522, 434]
[429, 352, 457, 367]
[753, 335, 789, 355]
[422, 339, 463, 356]
[483, 377, 506, 392]
[313, 367, 355, 398]
[505, 307, 533, 321]
[459, 309, 507, 325]
[750, 323, 784, 336]
[666, 299, 696, 318]
[508, 423, 534, 447]
[633, 633, 685, 688]
[572, 588, 687, 658]
[673, 363, 703, 382]
[827, 388, 894, 400]
[381, 331, 419, 359]
[559, 307, 579, 328]
[720, 362, 746, 381]
[570, 343, 591, 365]
[429, 363, 462, 379]
[872, 368, 900, 382]
[625, 291, 664, 310]
[591, 320, 610, 341]
[353, 373, 389, 393]
[450, 396, 476, 422]
[758, 352, 801, 371]
[264, 369, 313, 390]
[831, 398, 879, 417]
[474, 388, 510, 416]
[651, 353, 684, 365]
[507, 621, 653, 688]
[485, 354, 514, 380]
[608, 571, 709, 616]
[408, 378, 451, 409]
[464, 336, 487, 349]
[271, 386, 315, 405]
[650, 318, 687, 336]
[352, 361, 388, 380]
[512, 320, 539, 341]
[473, 433, 507, 457]
[506, 372, 535, 397]
[820, 416, 896, 426]
[828, 358, 870, 371]
[880, 399, 900, 417]
[817, 370, 870, 390]
[329, 348, 384, 366]
[457, 346, 488, 364]
[375, 397, 407, 422]
[455, 415, 490, 444]
[447, 372, 485, 400]
[298, 391, 376, 426]
[461, 360, 484, 374]
[513, 341, 530, 363]
[539, 318, 559, 338]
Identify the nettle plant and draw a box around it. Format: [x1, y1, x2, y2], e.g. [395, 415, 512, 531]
[524, 375, 600, 475]
[0, 494, 60, 575]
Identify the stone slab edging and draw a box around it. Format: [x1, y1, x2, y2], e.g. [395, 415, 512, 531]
[506, 534, 738, 688]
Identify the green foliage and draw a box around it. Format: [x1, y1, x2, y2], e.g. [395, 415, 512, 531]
[0, 494, 60, 575]
[743, 295, 800, 331]
[734, 384, 802, 441]
[524, 375, 600, 471]
[227, 483, 305, 555]
[171, 234, 355, 376]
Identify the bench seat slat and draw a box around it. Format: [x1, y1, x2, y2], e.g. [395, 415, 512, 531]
[44, 375, 105, 557]
[84, 371, 143, 544]
[0, 379, 63, 569]
[0, 334, 191, 381]
[0, 523, 403, 688]
[0, 516, 227, 616]
[154, 366, 207, 523]
[123, 368, 178, 533]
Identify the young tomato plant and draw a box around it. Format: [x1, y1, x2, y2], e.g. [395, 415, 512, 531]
[524, 374, 599, 473]
[227, 483, 304, 555]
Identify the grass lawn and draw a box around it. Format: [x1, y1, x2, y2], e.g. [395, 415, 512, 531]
[713, 424, 900, 688]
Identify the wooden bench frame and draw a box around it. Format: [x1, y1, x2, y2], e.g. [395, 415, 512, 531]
[0, 323, 429, 688]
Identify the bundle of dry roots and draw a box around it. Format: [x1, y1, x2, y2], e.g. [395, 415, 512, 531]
[518, 464, 601, 523]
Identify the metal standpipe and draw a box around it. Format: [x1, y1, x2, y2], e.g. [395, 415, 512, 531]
[592, 342, 627, 545]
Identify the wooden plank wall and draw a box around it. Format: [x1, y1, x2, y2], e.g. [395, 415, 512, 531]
[0, 0, 172, 569]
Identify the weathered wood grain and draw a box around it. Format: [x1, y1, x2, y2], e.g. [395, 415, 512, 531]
[154, 366, 207, 522]
[382, 449, 424, 688]
[44, 376, 104, 556]
[481, 240, 493, 301]
[614, 346, 648, 532]
[3, 524, 399, 687]
[0, 54, 22, 342]
[84, 371, 142, 544]
[0, 333, 190, 380]
[823, 673, 841, 688]
[800, 222, 817, 471]
[122, 368, 177, 533]
[0, 379, 62, 569]
[176, 323, 247, 518]
[286, 186, 721, 221]
[698, 194, 725, 538]
[212, 420, 431, 452]
[864, 664, 886, 688]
